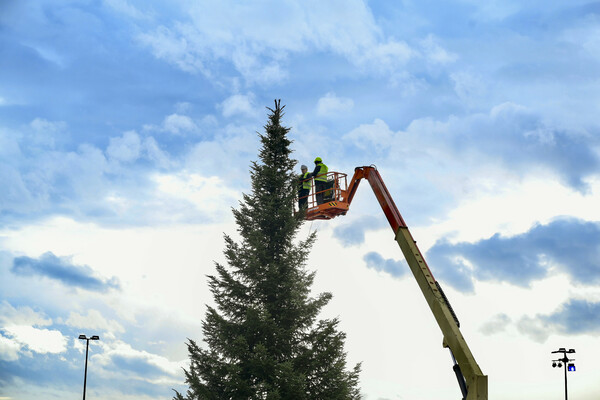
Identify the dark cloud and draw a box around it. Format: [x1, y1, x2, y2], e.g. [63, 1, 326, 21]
[542, 299, 600, 335]
[498, 121, 598, 192]
[110, 354, 170, 379]
[427, 218, 600, 292]
[0, 351, 81, 388]
[429, 252, 476, 293]
[11, 252, 120, 292]
[363, 251, 407, 278]
[518, 299, 600, 342]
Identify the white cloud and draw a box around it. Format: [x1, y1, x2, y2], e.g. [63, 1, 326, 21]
[30, 118, 67, 133]
[0, 301, 52, 327]
[47, 144, 109, 200]
[3, 325, 67, 354]
[316, 92, 354, 116]
[489, 101, 528, 119]
[0, 335, 21, 361]
[66, 309, 125, 334]
[360, 39, 413, 72]
[143, 136, 171, 168]
[137, 26, 208, 74]
[220, 94, 256, 118]
[136, 0, 414, 84]
[95, 339, 185, 381]
[231, 52, 289, 86]
[343, 118, 394, 152]
[27, 118, 67, 149]
[143, 111, 207, 137]
[162, 113, 199, 135]
[420, 35, 458, 65]
[106, 130, 142, 163]
[153, 172, 239, 216]
[106, 129, 171, 167]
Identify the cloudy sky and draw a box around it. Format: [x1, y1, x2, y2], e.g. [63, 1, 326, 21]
[2, 0, 600, 399]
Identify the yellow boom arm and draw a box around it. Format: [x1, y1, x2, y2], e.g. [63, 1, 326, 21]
[343, 166, 488, 400]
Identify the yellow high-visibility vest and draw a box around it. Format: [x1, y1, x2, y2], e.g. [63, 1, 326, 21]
[302, 172, 311, 189]
[314, 163, 328, 182]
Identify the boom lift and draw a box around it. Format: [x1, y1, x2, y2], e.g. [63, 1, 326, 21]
[300, 166, 488, 400]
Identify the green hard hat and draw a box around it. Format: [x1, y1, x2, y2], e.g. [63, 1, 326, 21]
[314, 157, 322, 162]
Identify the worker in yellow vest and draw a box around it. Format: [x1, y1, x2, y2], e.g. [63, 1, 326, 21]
[312, 157, 328, 205]
[298, 164, 311, 209]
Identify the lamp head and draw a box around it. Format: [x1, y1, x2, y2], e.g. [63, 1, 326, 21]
[79, 335, 87, 340]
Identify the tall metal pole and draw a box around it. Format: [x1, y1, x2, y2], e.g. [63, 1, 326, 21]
[79, 334, 99, 400]
[563, 355, 568, 400]
[83, 338, 89, 400]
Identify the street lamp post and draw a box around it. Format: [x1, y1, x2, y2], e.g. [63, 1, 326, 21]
[79, 334, 100, 400]
[551, 347, 576, 400]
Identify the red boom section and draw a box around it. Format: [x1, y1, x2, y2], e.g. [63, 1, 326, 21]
[343, 166, 407, 232]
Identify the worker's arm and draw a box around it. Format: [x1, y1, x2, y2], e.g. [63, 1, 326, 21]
[312, 165, 321, 178]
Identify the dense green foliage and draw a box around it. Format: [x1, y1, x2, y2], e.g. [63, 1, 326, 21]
[175, 100, 361, 399]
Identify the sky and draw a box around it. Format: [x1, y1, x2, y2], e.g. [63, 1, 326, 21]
[1, 0, 600, 399]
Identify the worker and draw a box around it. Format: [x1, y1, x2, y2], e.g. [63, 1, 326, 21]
[312, 157, 328, 205]
[298, 164, 311, 209]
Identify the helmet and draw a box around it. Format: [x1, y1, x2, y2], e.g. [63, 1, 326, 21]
[301, 165, 307, 170]
[314, 157, 322, 162]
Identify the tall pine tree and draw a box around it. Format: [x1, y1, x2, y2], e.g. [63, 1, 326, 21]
[175, 100, 360, 399]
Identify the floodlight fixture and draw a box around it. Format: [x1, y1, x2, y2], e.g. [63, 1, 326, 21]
[551, 347, 577, 400]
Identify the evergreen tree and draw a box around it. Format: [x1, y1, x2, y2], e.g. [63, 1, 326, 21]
[175, 100, 361, 400]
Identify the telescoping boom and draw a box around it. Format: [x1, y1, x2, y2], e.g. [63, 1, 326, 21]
[301, 166, 488, 400]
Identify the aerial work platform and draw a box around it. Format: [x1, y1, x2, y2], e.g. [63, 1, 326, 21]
[299, 171, 350, 220]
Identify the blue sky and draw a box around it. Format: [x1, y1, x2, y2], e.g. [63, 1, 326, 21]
[2, 1, 600, 399]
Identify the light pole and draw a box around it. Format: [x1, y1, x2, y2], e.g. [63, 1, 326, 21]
[79, 334, 100, 400]
[551, 347, 576, 400]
